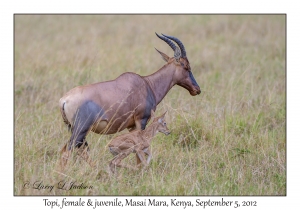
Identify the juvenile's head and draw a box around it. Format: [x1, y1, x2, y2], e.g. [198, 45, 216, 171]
[150, 110, 170, 135]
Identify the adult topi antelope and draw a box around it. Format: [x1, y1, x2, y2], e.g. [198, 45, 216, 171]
[59, 33, 201, 167]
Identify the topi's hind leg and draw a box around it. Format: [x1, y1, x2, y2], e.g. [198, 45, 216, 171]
[64, 101, 105, 167]
[77, 144, 96, 168]
[62, 127, 90, 167]
[60, 142, 71, 169]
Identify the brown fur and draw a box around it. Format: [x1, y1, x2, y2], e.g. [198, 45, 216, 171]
[59, 34, 200, 169]
[60, 142, 95, 170]
[108, 110, 170, 173]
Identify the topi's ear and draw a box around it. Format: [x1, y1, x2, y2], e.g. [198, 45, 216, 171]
[155, 48, 170, 62]
[160, 111, 167, 119]
[158, 111, 167, 123]
[150, 109, 156, 121]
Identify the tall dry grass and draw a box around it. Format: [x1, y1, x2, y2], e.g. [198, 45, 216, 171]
[14, 15, 285, 195]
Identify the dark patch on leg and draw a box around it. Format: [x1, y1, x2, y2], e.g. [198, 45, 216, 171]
[68, 100, 105, 150]
[140, 118, 149, 130]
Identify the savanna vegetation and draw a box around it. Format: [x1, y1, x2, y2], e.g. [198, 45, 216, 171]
[14, 15, 285, 195]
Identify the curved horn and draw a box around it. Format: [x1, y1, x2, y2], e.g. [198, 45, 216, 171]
[155, 32, 177, 52]
[162, 34, 187, 57]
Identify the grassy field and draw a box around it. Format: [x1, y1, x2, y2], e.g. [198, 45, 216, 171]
[14, 15, 286, 195]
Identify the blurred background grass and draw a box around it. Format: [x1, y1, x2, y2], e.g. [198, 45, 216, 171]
[14, 15, 285, 195]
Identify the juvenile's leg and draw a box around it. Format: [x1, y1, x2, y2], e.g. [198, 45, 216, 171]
[136, 153, 142, 166]
[109, 150, 136, 173]
[143, 147, 152, 164]
[136, 149, 148, 168]
[108, 141, 137, 173]
[136, 147, 152, 166]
